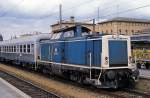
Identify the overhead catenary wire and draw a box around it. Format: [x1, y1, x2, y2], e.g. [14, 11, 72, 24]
[78, 3, 150, 24]
[61, 0, 150, 24]
[0, 0, 147, 21]
[0, 0, 150, 34]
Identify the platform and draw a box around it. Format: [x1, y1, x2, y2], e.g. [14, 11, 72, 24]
[139, 69, 150, 79]
[0, 78, 31, 98]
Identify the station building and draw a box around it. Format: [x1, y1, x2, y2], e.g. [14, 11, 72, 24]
[97, 17, 150, 35]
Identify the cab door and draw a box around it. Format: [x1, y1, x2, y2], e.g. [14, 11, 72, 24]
[40, 43, 50, 61]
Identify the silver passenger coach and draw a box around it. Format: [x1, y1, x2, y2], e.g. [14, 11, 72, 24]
[0, 34, 50, 69]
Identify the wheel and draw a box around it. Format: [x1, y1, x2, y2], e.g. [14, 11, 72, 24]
[128, 78, 135, 88]
[145, 63, 150, 69]
[137, 63, 141, 69]
[77, 74, 84, 84]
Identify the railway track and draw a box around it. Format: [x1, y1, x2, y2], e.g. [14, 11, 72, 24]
[80, 83, 150, 98]
[0, 63, 150, 98]
[0, 70, 60, 98]
[110, 89, 150, 98]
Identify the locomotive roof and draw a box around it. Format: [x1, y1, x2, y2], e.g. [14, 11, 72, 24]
[0, 33, 51, 45]
[53, 25, 91, 33]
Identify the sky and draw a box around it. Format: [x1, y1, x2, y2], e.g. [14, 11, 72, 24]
[0, 0, 150, 40]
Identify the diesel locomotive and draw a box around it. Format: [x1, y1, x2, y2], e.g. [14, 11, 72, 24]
[0, 25, 139, 88]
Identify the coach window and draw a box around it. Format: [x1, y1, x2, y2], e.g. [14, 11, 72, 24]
[5, 46, 6, 52]
[20, 45, 22, 53]
[12, 46, 14, 52]
[14, 46, 16, 52]
[9, 46, 10, 52]
[8, 46, 11, 52]
[5, 46, 7, 52]
[4, 46, 5, 52]
[27, 44, 30, 53]
[24, 45, 26, 53]
[9, 46, 11, 52]
[6, 46, 8, 52]
[3, 46, 4, 52]
[6, 46, 7, 52]
[11, 46, 12, 52]
[7, 46, 8, 52]
[10, 46, 11, 52]
[7, 46, 9, 52]
[8, 46, 10, 52]
[16, 45, 18, 52]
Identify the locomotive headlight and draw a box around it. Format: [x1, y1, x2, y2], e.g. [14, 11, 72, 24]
[105, 57, 108, 65]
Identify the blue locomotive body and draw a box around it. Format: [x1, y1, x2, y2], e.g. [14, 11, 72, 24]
[40, 37, 102, 67]
[38, 25, 139, 88]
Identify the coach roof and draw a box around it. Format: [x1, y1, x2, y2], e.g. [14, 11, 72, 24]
[0, 33, 51, 45]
